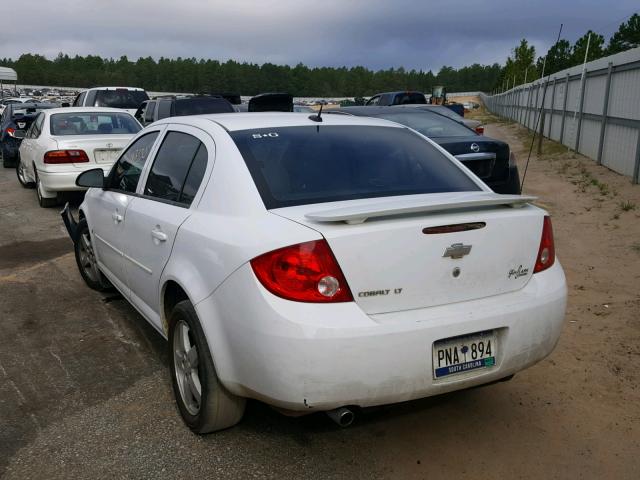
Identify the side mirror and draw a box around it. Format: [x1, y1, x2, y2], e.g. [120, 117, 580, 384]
[13, 130, 26, 139]
[61, 102, 70, 108]
[76, 168, 106, 188]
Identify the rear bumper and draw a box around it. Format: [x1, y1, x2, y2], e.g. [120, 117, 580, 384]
[196, 260, 567, 411]
[37, 165, 110, 192]
[1, 138, 20, 163]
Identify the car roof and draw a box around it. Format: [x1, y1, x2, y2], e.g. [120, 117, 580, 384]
[153, 112, 405, 132]
[81, 86, 146, 92]
[333, 106, 445, 117]
[42, 107, 137, 115]
[372, 91, 424, 96]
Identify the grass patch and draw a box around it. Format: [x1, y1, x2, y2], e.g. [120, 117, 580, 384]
[619, 200, 637, 212]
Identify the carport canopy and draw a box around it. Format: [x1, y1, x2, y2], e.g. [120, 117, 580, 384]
[0, 67, 17, 82]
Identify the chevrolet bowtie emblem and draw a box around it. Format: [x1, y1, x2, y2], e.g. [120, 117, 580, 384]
[443, 243, 472, 259]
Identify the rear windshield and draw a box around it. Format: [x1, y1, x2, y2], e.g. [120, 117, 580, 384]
[375, 112, 474, 138]
[94, 90, 149, 109]
[174, 98, 235, 116]
[50, 112, 141, 136]
[231, 125, 479, 209]
[392, 92, 426, 105]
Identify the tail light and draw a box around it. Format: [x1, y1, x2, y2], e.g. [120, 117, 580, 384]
[6, 127, 16, 137]
[534, 216, 555, 273]
[475, 126, 484, 135]
[250, 240, 353, 303]
[509, 151, 517, 167]
[44, 150, 89, 164]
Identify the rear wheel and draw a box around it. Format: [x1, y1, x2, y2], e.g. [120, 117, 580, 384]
[36, 170, 58, 208]
[169, 300, 245, 433]
[74, 218, 111, 291]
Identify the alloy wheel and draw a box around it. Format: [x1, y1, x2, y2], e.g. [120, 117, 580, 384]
[173, 320, 202, 416]
[78, 231, 101, 283]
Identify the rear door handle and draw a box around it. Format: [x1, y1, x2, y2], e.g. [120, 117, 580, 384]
[112, 212, 123, 223]
[151, 229, 167, 242]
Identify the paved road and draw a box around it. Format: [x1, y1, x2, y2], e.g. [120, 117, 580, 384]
[1, 122, 638, 479]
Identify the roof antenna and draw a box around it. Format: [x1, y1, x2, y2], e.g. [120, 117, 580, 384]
[309, 103, 323, 122]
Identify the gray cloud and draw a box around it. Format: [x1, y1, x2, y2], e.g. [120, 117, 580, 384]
[1, 0, 637, 71]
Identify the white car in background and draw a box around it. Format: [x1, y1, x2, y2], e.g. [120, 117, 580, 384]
[63, 113, 567, 433]
[72, 87, 150, 116]
[16, 107, 141, 207]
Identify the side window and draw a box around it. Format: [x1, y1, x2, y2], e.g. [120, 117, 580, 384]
[85, 90, 97, 106]
[367, 95, 380, 106]
[25, 119, 36, 139]
[144, 101, 156, 123]
[76, 91, 87, 107]
[180, 144, 208, 206]
[157, 100, 171, 119]
[144, 131, 206, 206]
[28, 113, 45, 138]
[108, 132, 159, 193]
[72, 94, 81, 107]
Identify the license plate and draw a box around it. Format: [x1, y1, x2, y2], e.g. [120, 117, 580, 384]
[433, 331, 497, 379]
[94, 149, 121, 164]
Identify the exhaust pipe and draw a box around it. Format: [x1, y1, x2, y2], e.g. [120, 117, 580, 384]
[326, 407, 355, 427]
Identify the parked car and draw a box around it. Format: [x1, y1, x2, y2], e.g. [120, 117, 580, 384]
[135, 96, 235, 126]
[248, 93, 293, 112]
[62, 112, 566, 433]
[15, 107, 141, 207]
[365, 91, 427, 106]
[398, 104, 483, 132]
[1, 102, 59, 167]
[331, 106, 520, 194]
[73, 87, 149, 116]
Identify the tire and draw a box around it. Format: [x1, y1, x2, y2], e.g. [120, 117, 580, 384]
[16, 157, 35, 188]
[169, 300, 245, 433]
[1, 147, 12, 168]
[36, 170, 58, 208]
[74, 219, 111, 291]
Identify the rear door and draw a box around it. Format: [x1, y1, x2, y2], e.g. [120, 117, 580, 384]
[122, 126, 212, 328]
[88, 129, 163, 295]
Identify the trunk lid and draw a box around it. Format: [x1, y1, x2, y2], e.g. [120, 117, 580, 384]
[53, 135, 133, 167]
[271, 192, 544, 315]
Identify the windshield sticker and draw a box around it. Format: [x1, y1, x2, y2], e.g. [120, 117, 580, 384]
[252, 132, 279, 139]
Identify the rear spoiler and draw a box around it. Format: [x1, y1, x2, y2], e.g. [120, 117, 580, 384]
[304, 193, 537, 224]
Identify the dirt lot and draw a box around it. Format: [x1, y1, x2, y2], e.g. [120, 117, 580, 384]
[1, 115, 639, 479]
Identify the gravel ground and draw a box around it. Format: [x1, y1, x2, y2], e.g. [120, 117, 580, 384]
[1, 115, 639, 479]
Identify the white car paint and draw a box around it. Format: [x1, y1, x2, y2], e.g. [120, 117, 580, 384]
[79, 113, 567, 416]
[17, 107, 140, 203]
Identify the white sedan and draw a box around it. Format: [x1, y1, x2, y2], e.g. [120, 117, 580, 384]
[63, 112, 567, 432]
[16, 107, 141, 207]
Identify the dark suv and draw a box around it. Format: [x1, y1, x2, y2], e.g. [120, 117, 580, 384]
[365, 91, 427, 106]
[135, 96, 235, 126]
[0, 102, 58, 167]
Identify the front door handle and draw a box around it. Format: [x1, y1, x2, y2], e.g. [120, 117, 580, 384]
[112, 212, 123, 223]
[151, 229, 167, 242]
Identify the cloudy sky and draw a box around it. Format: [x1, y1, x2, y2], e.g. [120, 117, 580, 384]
[1, 1, 637, 71]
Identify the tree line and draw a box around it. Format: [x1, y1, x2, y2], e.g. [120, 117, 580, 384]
[0, 53, 501, 97]
[497, 13, 639, 91]
[1, 13, 637, 96]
